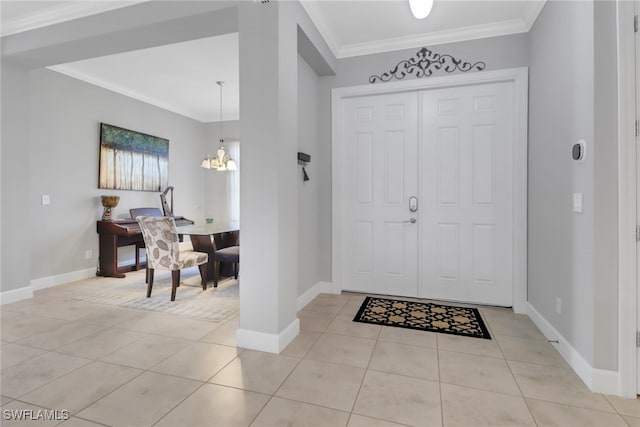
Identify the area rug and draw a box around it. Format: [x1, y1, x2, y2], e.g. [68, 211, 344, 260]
[72, 273, 238, 323]
[353, 296, 491, 339]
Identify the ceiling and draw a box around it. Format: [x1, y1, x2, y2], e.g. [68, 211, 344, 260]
[301, 0, 545, 58]
[49, 34, 240, 123]
[0, 1, 151, 37]
[1, 0, 545, 123]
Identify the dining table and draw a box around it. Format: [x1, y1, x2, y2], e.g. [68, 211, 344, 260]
[177, 220, 240, 282]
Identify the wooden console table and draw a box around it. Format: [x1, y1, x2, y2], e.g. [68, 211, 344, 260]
[96, 216, 193, 278]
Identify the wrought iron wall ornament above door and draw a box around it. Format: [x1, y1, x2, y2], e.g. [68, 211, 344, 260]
[369, 47, 486, 83]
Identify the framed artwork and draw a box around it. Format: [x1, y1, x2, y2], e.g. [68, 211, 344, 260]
[99, 123, 169, 191]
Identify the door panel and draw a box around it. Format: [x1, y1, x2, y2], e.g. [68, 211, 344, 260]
[341, 92, 419, 297]
[437, 223, 460, 280]
[419, 83, 514, 306]
[437, 128, 460, 205]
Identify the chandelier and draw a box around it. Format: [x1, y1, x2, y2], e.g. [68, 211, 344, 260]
[201, 81, 237, 171]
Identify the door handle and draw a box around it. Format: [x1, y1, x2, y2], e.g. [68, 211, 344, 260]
[403, 218, 417, 224]
[409, 196, 418, 213]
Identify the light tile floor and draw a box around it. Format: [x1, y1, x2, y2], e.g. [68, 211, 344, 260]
[1, 270, 639, 426]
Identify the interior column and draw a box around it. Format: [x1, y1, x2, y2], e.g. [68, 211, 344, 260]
[236, 1, 299, 353]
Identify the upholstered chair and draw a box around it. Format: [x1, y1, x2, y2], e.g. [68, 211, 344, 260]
[212, 246, 239, 287]
[130, 208, 193, 253]
[136, 216, 208, 301]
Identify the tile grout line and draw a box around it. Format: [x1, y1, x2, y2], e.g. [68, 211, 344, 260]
[249, 303, 344, 426]
[12, 338, 240, 425]
[496, 319, 542, 427]
[11, 364, 147, 423]
[347, 314, 385, 424]
[436, 332, 445, 427]
[150, 381, 210, 427]
[2, 353, 95, 402]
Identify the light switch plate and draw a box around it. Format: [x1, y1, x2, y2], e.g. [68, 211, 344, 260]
[573, 193, 583, 213]
[41, 195, 50, 205]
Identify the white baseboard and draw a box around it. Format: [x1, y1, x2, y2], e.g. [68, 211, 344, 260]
[0, 286, 34, 305]
[592, 369, 620, 396]
[30, 267, 96, 291]
[297, 281, 335, 311]
[1, 268, 96, 305]
[236, 318, 300, 354]
[317, 281, 334, 294]
[526, 302, 619, 394]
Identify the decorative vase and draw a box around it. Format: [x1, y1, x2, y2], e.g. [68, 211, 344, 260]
[101, 195, 120, 221]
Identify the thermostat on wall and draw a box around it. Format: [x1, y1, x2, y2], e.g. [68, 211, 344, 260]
[572, 140, 586, 162]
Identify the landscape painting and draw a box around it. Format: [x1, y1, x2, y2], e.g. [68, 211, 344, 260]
[99, 123, 169, 191]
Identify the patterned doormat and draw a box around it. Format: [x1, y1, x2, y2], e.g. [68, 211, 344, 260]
[353, 296, 491, 339]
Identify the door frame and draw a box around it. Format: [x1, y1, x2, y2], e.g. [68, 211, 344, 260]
[331, 67, 529, 313]
[618, 0, 638, 398]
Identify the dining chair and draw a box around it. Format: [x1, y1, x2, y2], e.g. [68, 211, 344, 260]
[130, 207, 194, 250]
[130, 208, 163, 272]
[136, 216, 208, 301]
[212, 245, 239, 287]
[131, 208, 193, 283]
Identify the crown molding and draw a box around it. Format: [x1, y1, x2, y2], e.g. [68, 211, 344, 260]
[335, 18, 530, 58]
[300, 1, 547, 59]
[299, 0, 340, 57]
[523, 0, 547, 31]
[47, 64, 231, 123]
[1, 1, 150, 38]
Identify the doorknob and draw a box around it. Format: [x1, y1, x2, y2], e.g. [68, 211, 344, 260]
[409, 196, 418, 213]
[403, 218, 417, 224]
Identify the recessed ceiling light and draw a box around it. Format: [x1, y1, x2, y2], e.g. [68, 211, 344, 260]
[409, 0, 434, 19]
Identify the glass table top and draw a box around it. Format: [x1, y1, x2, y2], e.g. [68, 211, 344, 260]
[176, 220, 239, 236]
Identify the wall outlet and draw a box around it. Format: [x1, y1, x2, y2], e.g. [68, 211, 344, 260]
[85, 249, 93, 260]
[41, 194, 50, 205]
[555, 297, 562, 315]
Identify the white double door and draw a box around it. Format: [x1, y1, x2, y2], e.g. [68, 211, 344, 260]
[340, 82, 514, 306]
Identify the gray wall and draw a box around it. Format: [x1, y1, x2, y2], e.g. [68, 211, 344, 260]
[1, 61, 32, 292]
[592, 0, 619, 370]
[528, 0, 614, 368]
[25, 68, 206, 281]
[297, 54, 322, 297]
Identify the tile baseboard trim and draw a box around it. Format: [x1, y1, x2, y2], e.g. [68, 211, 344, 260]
[0, 285, 34, 305]
[30, 267, 96, 291]
[297, 281, 334, 311]
[526, 302, 619, 395]
[236, 318, 300, 354]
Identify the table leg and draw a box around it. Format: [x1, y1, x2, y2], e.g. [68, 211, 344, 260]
[189, 235, 216, 281]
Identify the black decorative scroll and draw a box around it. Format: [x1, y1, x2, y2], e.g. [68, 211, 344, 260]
[369, 47, 486, 83]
